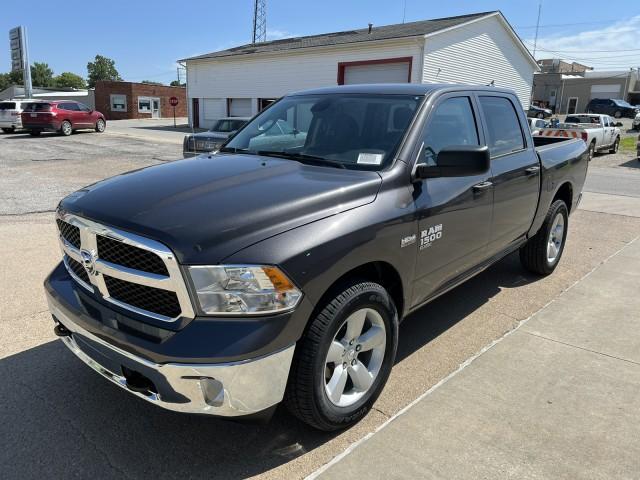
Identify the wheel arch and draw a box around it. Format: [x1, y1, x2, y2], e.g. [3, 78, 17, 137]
[553, 181, 574, 213]
[312, 261, 405, 321]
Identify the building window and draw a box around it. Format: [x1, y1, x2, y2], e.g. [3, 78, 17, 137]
[138, 97, 152, 112]
[110, 94, 127, 112]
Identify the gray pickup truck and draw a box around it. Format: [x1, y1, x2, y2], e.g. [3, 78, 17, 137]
[46, 84, 588, 431]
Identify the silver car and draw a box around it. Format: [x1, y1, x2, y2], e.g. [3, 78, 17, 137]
[183, 117, 250, 157]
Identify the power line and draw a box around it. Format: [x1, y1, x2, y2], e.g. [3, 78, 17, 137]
[516, 19, 623, 29]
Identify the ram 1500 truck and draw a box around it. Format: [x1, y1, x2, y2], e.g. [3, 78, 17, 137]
[46, 84, 588, 431]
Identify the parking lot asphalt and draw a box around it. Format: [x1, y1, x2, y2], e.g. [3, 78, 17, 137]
[1, 129, 640, 479]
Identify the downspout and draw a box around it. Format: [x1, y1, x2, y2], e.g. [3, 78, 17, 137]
[558, 77, 565, 115]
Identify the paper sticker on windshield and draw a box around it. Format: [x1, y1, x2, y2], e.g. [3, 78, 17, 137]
[357, 153, 384, 165]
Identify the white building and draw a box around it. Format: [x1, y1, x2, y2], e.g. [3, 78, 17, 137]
[181, 11, 538, 129]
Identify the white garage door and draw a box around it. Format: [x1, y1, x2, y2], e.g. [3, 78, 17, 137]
[203, 98, 226, 120]
[228, 98, 252, 117]
[343, 61, 410, 85]
[590, 84, 621, 99]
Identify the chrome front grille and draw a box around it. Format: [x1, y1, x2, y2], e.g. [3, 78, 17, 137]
[56, 212, 194, 322]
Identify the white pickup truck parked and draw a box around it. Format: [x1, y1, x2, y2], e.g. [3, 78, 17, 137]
[536, 114, 621, 160]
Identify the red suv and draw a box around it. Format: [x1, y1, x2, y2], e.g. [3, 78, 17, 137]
[21, 101, 106, 136]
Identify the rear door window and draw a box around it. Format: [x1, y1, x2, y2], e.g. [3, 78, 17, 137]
[0, 102, 16, 110]
[478, 96, 525, 157]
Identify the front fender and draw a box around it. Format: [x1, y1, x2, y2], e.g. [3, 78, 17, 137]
[223, 189, 418, 326]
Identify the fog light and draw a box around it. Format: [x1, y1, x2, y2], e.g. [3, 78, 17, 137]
[200, 377, 224, 407]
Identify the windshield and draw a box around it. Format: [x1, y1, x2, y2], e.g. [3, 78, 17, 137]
[0, 102, 16, 110]
[211, 119, 246, 133]
[224, 93, 422, 169]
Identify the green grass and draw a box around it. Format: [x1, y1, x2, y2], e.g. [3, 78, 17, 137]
[620, 136, 637, 152]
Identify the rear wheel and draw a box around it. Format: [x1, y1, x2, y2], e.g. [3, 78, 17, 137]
[588, 141, 596, 161]
[95, 118, 106, 133]
[520, 200, 569, 275]
[614, 110, 622, 119]
[28, 129, 41, 136]
[609, 137, 620, 154]
[2, 127, 15, 133]
[536, 112, 544, 119]
[285, 281, 398, 431]
[60, 120, 72, 136]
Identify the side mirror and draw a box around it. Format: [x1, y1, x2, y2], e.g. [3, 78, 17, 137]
[414, 146, 490, 180]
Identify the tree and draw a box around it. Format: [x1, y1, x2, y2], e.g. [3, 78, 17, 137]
[87, 55, 122, 87]
[170, 80, 185, 87]
[0, 73, 11, 91]
[141, 80, 163, 86]
[30, 62, 54, 87]
[54, 72, 87, 89]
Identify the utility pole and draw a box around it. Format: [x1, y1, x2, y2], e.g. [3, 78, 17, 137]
[252, 0, 267, 44]
[532, 1, 542, 59]
[21, 27, 32, 99]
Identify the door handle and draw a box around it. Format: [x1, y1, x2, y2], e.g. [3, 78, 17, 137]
[473, 181, 493, 192]
[525, 166, 540, 175]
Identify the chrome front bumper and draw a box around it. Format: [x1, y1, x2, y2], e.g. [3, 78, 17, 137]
[48, 298, 295, 417]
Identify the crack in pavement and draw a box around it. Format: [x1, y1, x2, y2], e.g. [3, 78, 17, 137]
[521, 331, 640, 367]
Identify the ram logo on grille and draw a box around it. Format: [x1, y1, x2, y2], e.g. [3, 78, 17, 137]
[80, 249, 97, 275]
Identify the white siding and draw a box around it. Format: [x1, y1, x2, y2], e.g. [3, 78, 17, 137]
[422, 15, 535, 108]
[186, 40, 422, 100]
[203, 98, 226, 119]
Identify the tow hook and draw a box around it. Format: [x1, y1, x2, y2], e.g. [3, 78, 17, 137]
[53, 323, 72, 337]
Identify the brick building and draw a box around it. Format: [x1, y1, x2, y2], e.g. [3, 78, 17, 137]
[94, 81, 187, 120]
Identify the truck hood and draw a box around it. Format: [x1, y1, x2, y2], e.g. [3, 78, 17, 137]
[60, 154, 382, 263]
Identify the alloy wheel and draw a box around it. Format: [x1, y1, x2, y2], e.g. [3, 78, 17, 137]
[547, 213, 565, 264]
[324, 308, 386, 407]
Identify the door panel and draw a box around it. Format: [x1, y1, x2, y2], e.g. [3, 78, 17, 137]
[411, 95, 493, 307]
[477, 95, 540, 256]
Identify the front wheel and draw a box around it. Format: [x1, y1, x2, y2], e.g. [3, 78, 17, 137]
[95, 118, 106, 133]
[285, 281, 398, 431]
[614, 110, 622, 119]
[520, 200, 569, 275]
[2, 127, 15, 133]
[588, 141, 596, 161]
[60, 120, 72, 136]
[537, 113, 544, 119]
[29, 129, 41, 136]
[609, 137, 620, 154]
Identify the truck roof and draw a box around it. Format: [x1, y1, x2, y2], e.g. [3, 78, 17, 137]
[289, 83, 517, 97]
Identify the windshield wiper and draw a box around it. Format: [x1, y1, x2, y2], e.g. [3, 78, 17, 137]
[256, 151, 346, 169]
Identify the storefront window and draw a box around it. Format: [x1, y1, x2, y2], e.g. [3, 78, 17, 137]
[110, 94, 127, 112]
[138, 97, 152, 112]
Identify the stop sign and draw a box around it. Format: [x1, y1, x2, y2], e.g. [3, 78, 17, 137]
[169, 96, 179, 107]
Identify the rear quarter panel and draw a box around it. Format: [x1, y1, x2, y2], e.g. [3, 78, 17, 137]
[529, 138, 588, 236]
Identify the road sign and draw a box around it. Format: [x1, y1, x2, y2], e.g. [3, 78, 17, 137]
[169, 96, 179, 106]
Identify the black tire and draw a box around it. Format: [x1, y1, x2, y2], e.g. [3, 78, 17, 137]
[95, 118, 106, 133]
[609, 137, 620, 154]
[614, 110, 622, 119]
[29, 129, 41, 136]
[60, 120, 72, 136]
[285, 281, 399, 431]
[520, 200, 569, 275]
[2, 127, 15, 133]
[536, 113, 544, 119]
[588, 141, 596, 161]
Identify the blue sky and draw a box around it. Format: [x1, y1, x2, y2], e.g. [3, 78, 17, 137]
[2, 0, 639, 85]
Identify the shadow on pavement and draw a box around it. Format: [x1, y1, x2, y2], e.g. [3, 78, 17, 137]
[0, 252, 540, 479]
[621, 158, 640, 168]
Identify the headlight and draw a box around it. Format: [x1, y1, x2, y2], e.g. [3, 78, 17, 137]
[188, 265, 302, 315]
